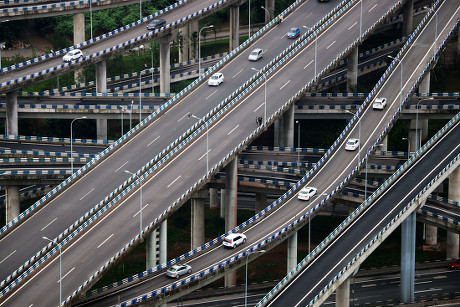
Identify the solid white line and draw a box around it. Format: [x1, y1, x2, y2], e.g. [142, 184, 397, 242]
[40, 218, 57, 232]
[433, 275, 447, 279]
[348, 21, 357, 30]
[303, 12, 312, 20]
[167, 175, 181, 188]
[206, 90, 218, 100]
[59, 267, 75, 282]
[280, 80, 290, 90]
[133, 204, 149, 218]
[415, 281, 432, 285]
[326, 40, 336, 49]
[147, 136, 160, 147]
[0, 250, 16, 265]
[97, 234, 114, 249]
[368, 3, 377, 12]
[254, 102, 264, 112]
[177, 113, 189, 123]
[79, 188, 95, 201]
[360, 283, 376, 287]
[199, 149, 211, 161]
[115, 161, 129, 173]
[415, 288, 440, 294]
[303, 59, 314, 69]
[227, 125, 239, 135]
[232, 68, 244, 78]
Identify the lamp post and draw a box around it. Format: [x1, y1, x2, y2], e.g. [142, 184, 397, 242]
[296, 120, 300, 171]
[245, 250, 265, 307]
[402, 137, 410, 161]
[251, 67, 267, 121]
[415, 98, 433, 152]
[388, 55, 403, 104]
[139, 68, 142, 124]
[303, 26, 317, 80]
[125, 170, 143, 237]
[345, 110, 361, 165]
[70, 116, 87, 174]
[189, 113, 209, 177]
[43, 236, 62, 307]
[198, 25, 214, 75]
[121, 106, 124, 136]
[261, 6, 270, 23]
[130, 100, 133, 129]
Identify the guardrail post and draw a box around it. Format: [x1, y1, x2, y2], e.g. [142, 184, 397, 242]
[447, 167, 460, 259]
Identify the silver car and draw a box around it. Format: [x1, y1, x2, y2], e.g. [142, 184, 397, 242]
[166, 264, 192, 278]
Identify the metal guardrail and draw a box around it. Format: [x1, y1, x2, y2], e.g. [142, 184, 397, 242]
[0, 134, 112, 145]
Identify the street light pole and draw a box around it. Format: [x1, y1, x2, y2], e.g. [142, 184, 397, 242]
[121, 106, 124, 136]
[198, 25, 214, 75]
[251, 67, 267, 121]
[139, 69, 142, 124]
[415, 98, 433, 152]
[43, 237, 62, 307]
[70, 116, 87, 174]
[303, 26, 317, 80]
[261, 6, 270, 23]
[388, 55, 403, 104]
[189, 114, 209, 177]
[125, 170, 143, 236]
[245, 250, 265, 307]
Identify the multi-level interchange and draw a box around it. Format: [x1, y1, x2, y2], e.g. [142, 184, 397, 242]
[0, 0, 459, 306]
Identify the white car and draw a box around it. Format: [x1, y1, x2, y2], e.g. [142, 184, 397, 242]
[63, 49, 83, 62]
[297, 187, 317, 201]
[223, 233, 247, 248]
[248, 48, 263, 61]
[165, 264, 192, 278]
[208, 72, 224, 86]
[373, 97, 387, 110]
[345, 138, 360, 151]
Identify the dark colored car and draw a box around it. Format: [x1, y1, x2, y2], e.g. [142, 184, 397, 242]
[147, 19, 166, 30]
[448, 259, 460, 269]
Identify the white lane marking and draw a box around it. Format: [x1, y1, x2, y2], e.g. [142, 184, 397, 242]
[40, 218, 57, 232]
[279, 80, 290, 90]
[303, 59, 314, 69]
[206, 90, 218, 100]
[115, 161, 129, 173]
[415, 281, 432, 285]
[167, 175, 181, 188]
[433, 275, 447, 279]
[199, 149, 211, 161]
[303, 12, 312, 20]
[348, 21, 357, 30]
[254, 102, 264, 112]
[360, 283, 376, 287]
[177, 113, 189, 123]
[79, 188, 95, 201]
[415, 288, 440, 294]
[28, 305, 33, 307]
[368, 3, 377, 12]
[326, 40, 336, 49]
[232, 68, 244, 78]
[0, 250, 17, 264]
[147, 136, 160, 147]
[133, 204, 149, 218]
[227, 125, 239, 135]
[58, 267, 75, 283]
[97, 234, 114, 249]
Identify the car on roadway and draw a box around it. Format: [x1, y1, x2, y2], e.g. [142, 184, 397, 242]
[345, 138, 360, 151]
[287, 28, 300, 39]
[248, 48, 263, 61]
[63, 49, 83, 62]
[297, 186, 317, 201]
[373, 97, 387, 110]
[208, 72, 224, 86]
[223, 233, 247, 248]
[147, 18, 166, 30]
[166, 264, 192, 278]
[448, 259, 460, 269]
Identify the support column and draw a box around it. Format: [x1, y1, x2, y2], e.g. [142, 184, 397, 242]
[418, 71, 430, 94]
[425, 224, 437, 245]
[220, 188, 226, 218]
[146, 228, 160, 269]
[229, 4, 240, 51]
[281, 105, 294, 147]
[190, 21, 199, 59]
[379, 135, 388, 152]
[191, 190, 207, 249]
[447, 167, 460, 259]
[178, 26, 189, 62]
[347, 47, 358, 92]
[274, 118, 282, 147]
[96, 60, 107, 93]
[408, 119, 420, 154]
[402, 0, 414, 37]
[6, 186, 20, 222]
[73, 13, 85, 83]
[287, 231, 297, 273]
[159, 220, 167, 264]
[97, 119, 107, 141]
[209, 188, 219, 210]
[401, 212, 416, 303]
[255, 192, 267, 212]
[336, 278, 350, 307]
[6, 91, 18, 135]
[158, 34, 172, 95]
[264, 0, 274, 24]
[224, 158, 238, 287]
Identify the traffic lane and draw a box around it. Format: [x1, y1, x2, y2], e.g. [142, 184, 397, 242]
[270, 120, 460, 307]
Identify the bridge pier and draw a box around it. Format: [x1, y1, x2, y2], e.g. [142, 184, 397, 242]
[346, 46, 358, 92]
[191, 190, 207, 248]
[264, 0, 274, 24]
[146, 221, 167, 269]
[96, 60, 107, 93]
[97, 119, 107, 141]
[447, 167, 459, 259]
[220, 188, 226, 218]
[158, 33, 172, 95]
[209, 187, 219, 210]
[190, 21, 199, 59]
[6, 185, 20, 223]
[255, 192, 267, 212]
[275, 104, 294, 147]
[401, 211, 416, 303]
[224, 158, 238, 287]
[229, 4, 240, 51]
[425, 224, 437, 245]
[178, 26, 189, 63]
[402, 0, 414, 37]
[418, 71, 430, 94]
[335, 278, 350, 307]
[73, 13, 85, 83]
[287, 231, 297, 273]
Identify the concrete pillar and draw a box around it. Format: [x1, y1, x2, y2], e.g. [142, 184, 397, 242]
[158, 34, 172, 95]
[97, 119, 107, 141]
[274, 118, 282, 147]
[420, 119, 429, 141]
[347, 47, 358, 93]
[402, 0, 414, 37]
[191, 190, 207, 249]
[281, 105, 294, 147]
[159, 220, 167, 264]
[401, 212, 416, 303]
[229, 4, 240, 51]
[379, 135, 388, 152]
[220, 188, 226, 218]
[146, 228, 160, 269]
[6, 91, 18, 135]
[425, 224, 437, 245]
[96, 60, 107, 93]
[264, 0, 274, 24]
[73, 13, 85, 83]
[336, 278, 350, 307]
[224, 158, 238, 287]
[209, 188, 219, 210]
[447, 167, 460, 259]
[255, 192, 267, 213]
[418, 71, 430, 94]
[6, 186, 20, 223]
[457, 33, 460, 65]
[408, 119, 420, 154]
[190, 21, 199, 59]
[287, 231, 298, 273]
[178, 26, 189, 62]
